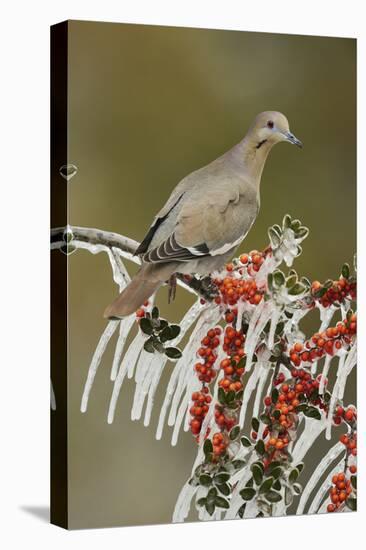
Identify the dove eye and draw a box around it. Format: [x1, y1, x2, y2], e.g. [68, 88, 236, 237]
[267, 120, 274, 129]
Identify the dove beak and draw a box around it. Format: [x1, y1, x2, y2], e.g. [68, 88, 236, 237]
[284, 131, 303, 148]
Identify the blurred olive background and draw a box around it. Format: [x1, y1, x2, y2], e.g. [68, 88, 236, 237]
[64, 20, 356, 528]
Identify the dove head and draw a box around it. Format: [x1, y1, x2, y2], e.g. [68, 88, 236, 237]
[249, 111, 303, 149]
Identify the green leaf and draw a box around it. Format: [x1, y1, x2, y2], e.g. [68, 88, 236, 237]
[265, 490, 282, 503]
[215, 496, 230, 509]
[273, 270, 286, 287]
[271, 388, 279, 404]
[286, 274, 298, 288]
[203, 439, 213, 456]
[259, 477, 274, 494]
[251, 464, 263, 485]
[140, 317, 153, 335]
[152, 338, 165, 353]
[303, 406, 321, 420]
[251, 417, 260, 432]
[205, 501, 215, 515]
[238, 503, 246, 518]
[232, 459, 246, 470]
[160, 325, 173, 342]
[143, 337, 155, 353]
[217, 483, 231, 496]
[218, 387, 226, 405]
[296, 462, 304, 473]
[273, 479, 282, 491]
[283, 214, 292, 228]
[255, 440, 265, 456]
[151, 306, 159, 319]
[165, 347, 182, 360]
[295, 226, 309, 239]
[199, 474, 212, 487]
[295, 403, 309, 413]
[229, 426, 240, 440]
[196, 497, 206, 507]
[285, 486, 294, 506]
[155, 319, 168, 331]
[240, 487, 256, 501]
[289, 468, 300, 483]
[260, 413, 271, 425]
[241, 436, 252, 447]
[342, 263, 350, 279]
[207, 487, 217, 504]
[226, 390, 236, 403]
[291, 219, 301, 231]
[268, 227, 281, 248]
[267, 273, 274, 291]
[351, 475, 357, 490]
[213, 472, 230, 485]
[267, 461, 281, 473]
[293, 483, 302, 495]
[288, 283, 306, 296]
[271, 466, 283, 479]
[346, 497, 357, 511]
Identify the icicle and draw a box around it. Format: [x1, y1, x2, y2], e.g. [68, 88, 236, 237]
[80, 320, 119, 413]
[318, 304, 336, 332]
[110, 315, 135, 381]
[235, 299, 246, 332]
[238, 363, 263, 428]
[297, 441, 344, 515]
[253, 362, 271, 419]
[130, 350, 158, 420]
[50, 379, 56, 411]
[155, 301, 205, 440]
[245, 301, 272, 372]
[292, 416, 326, 463]
[172, 480, 197, 523]
[318, 354, 332, 395]
[224, 451, 256, 519]
[107, 331, 144, 423]
[267, 307, 282, 350]
[325, 344, 356, 440]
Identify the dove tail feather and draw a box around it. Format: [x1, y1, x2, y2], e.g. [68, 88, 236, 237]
[103, 262, 178, 319]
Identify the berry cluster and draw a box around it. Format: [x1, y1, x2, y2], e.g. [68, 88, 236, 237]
[213, 276, 264, 308]
[189, 388, 212, 436]
[311, 277, 356, 308]
[288, 315, 357, 366]
[218, 326, 245, 392]
[333, 405, 357, 426]
[195, 327, 221, 383]
[327, 472, 354, 512]
[211, 431, 229, 457]
[189, 328, 222, 437]
[255, 369, 328, 458]
[340, 432, 357, 456]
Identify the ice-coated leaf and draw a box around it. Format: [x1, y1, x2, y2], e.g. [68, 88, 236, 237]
[240, 487, 256, 501]
[140, 317, 153, 335]
[165, 347, 182, 359]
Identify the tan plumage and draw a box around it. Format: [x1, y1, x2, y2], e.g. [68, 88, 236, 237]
[104, 111, 302, 319]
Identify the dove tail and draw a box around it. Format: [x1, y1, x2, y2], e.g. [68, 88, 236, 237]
[103, 262, 177, 319]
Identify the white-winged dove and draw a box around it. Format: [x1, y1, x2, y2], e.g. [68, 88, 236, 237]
[104, 111, 302, 319]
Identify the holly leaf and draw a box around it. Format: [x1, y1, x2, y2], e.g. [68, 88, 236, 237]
[140, 317, 153, 335]
[215, 496, 229, 509]
[165, 347, 182, 360]
[240, 487, 256, 501]
[265, 490, 282, 503]
[143, 337, 155, 353]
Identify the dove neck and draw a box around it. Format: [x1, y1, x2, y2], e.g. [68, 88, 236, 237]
[237, 136, 274, 188]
